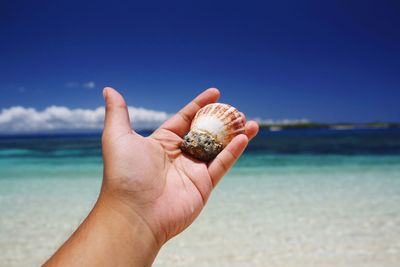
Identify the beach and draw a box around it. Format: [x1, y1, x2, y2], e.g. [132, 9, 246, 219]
[1, 129, 400, 266]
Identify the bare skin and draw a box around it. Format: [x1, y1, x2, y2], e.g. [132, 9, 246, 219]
[44, 87, 259, 267]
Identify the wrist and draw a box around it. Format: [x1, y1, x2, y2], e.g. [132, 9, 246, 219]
[95, 192, 162, 265]
[44, 190, 162, 267]
[98, 184, 168, 246]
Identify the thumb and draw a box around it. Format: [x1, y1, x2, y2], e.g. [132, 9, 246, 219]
[103, 87, 133, 137]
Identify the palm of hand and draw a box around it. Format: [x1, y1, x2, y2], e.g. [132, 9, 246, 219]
[103, 128, 212, 242]
[101, 87, 258, 245]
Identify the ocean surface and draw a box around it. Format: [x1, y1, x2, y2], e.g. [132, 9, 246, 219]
[1, 128, 400, 267]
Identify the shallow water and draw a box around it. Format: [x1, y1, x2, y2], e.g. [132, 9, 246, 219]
[1, 129, 400, 266]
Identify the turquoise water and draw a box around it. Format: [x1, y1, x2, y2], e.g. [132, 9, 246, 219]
[1, 129, 400, 266]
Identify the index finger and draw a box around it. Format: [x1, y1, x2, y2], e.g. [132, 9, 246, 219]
[158, 88, 220, 137]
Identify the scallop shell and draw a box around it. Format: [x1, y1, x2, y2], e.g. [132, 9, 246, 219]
[180, 103, 245, 162]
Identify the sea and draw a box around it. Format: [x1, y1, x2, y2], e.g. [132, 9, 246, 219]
[0, 128, 400, 267]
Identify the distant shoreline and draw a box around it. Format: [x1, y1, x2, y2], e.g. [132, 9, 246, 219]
[0, 124, 399, 138]
[260, 122, 400, 132]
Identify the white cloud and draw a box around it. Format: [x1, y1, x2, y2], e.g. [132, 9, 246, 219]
[0, 106, 170, 134]
[65, 81, 96, 89]
[65, 82, 80, 88]
[252, 117, 310, 125]
[83, 81, 96, 89]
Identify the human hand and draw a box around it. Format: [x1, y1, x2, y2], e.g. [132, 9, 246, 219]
[44, 87, 258, 267]
[101, 87, 258, 245]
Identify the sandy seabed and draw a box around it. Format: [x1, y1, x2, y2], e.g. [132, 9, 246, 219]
[1, 160, 400, 267]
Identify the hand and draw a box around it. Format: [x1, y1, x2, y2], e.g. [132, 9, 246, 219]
[101, 87, 259, 245]
[44, 87, 258, 267]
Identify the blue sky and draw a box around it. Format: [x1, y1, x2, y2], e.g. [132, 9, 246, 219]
[1, 0, 399, 125]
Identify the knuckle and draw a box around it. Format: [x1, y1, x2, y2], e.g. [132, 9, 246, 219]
[227, 149, 238, 161]
[101, 131, 111, 144]
[177, 111, 191, 124]
[215, 157, 228, 172]
[106, 102, 127, 111]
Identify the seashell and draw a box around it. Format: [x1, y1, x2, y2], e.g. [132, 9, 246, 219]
[180, 103, 245, 162]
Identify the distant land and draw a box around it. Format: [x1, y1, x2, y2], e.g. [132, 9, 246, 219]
[0, 121, 399, 137]
[259, 121, 400, 131]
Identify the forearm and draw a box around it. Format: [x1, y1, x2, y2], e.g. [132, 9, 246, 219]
[44, 193, 161, 267]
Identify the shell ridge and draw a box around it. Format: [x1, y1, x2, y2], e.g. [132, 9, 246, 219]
[219, 106, 235, 121]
